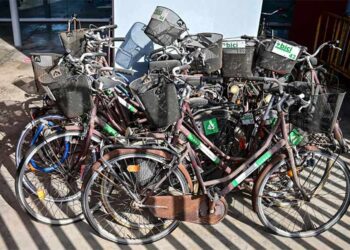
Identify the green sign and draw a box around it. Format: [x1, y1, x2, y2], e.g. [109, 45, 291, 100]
[203, 118, 219, 135]
[272, 40, 301, 61]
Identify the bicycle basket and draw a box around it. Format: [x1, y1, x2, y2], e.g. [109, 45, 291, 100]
[46, 75, 92, 119]
[256, 39, 303, 74]
[31, 53, 66, 96]
[222, 39, 256, 78]
[190, 33, 223, 73]
[115, 22, 154, 69]
[129, 74, 180, 128]
[145, 6, 187, 47]
[289, 88, 345, 134]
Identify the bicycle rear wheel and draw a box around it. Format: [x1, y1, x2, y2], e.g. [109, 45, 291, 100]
[16, 130, 100, 224]
[255, 150, 350, 237]
[15, 114, 66, 167]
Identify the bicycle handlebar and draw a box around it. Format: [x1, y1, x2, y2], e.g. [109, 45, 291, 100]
[79, 52, 107, 62]
[90, 24, 118, 32]
[261, 8, 284, 16]
[299, 40, 342, 61]
[99, 67, 135, 76]
[172, 64, 191, 76]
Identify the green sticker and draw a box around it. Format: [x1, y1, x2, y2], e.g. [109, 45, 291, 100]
[103, 124, 118, 137]
[288, 128, 304, 146]
[128, 105, 137, 113]
[232, 179, 239, 187]
[187, 133, 201, 147]
[203, 118, 219, 136]
[256, 151, 272, 167]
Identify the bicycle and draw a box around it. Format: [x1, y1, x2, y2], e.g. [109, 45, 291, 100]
[81, 72, 350, 243]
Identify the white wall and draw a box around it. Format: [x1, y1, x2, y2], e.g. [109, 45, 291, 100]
[113, 0, 263, 38]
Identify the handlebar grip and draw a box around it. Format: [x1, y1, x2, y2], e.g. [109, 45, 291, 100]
[202, 76, 223, 84]
[114, 68, 135, 76]
[241, 35, 254, 40]
[150, 48, 165, 56]
[177, 64, 191, 71]
[243, 76, 267, 82]
[329, 40, 340, 46]
[111, 37, 125, 42]
[287, 81, 311, 89]
[91, 24, 118, 31]
[94, 52, 107, 57]
[284, 98, 296, 109]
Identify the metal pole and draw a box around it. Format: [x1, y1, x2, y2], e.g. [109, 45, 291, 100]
[9, 0, 22, 47]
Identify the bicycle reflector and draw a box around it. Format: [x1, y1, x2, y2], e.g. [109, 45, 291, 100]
[127, 165, 140, 172]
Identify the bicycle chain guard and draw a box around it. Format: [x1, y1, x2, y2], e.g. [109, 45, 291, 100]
[144, 194, 227, 225]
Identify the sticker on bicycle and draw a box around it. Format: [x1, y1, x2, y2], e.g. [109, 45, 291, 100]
[288, 128, 304, 146]
[203, 118, 219, 136]
[272, 40, 300, 60]
[187, 133, 220, 164]
[50, 67, 62, 79]
[34, 55, 54, 67]
[152, 7, 169, 22]
[241, 112, 254, 125]
[231, 151, 272, 187]
[222, 40, 246, 49]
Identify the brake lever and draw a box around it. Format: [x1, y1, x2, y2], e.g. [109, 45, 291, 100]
[298, 99, 311, 113]
[330, 45, 342, 51]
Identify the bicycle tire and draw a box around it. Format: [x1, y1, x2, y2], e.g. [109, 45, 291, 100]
[82, 152, 189, 244]
[16, 130, 101, 225]
[254, 150, 350, 237]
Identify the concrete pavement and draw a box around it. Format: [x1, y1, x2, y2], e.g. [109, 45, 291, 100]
[1, 38, 350, 250]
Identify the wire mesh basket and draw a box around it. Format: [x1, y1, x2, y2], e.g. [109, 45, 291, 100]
[145, 6, 187, 46]
[190, 33, 223, 74]
[289, 88, 345, 134]
[59, 18, 87, 57]
[40, 74, 93, 119]
[129, 74, 180, 129]
[222, 39, 256, 78]
[31, 53, 63, 91]
[115, 22, 154, 69]
[256, 39, 304, 74]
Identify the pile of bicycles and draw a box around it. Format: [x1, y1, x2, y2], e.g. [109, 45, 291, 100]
[15, 6, 349, 244]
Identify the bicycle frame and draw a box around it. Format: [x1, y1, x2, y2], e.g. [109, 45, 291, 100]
[172, 96, 309, 199]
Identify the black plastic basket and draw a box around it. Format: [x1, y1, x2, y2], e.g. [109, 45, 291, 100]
[289, 88, 345, 134]
[222, 39, 256, 77]
[190, 33, 223, 73]
[39, 74, 92, 118]
[129, 74, 180, 128]
[145, 6, 187, 47]
[256, 39, 303, 74]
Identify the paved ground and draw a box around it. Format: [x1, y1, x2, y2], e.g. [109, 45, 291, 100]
[1, 38, 350, 250]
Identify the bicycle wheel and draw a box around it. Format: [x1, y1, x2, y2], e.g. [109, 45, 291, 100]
[15, 114, 66, 167]
[255, 150, 350, 237]
[82, 153, 189, 244]
[16, 130, 101, 224]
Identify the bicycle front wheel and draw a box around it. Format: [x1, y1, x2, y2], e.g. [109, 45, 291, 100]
[82, 152, 189, 244]
[255, 150, 350, 237]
